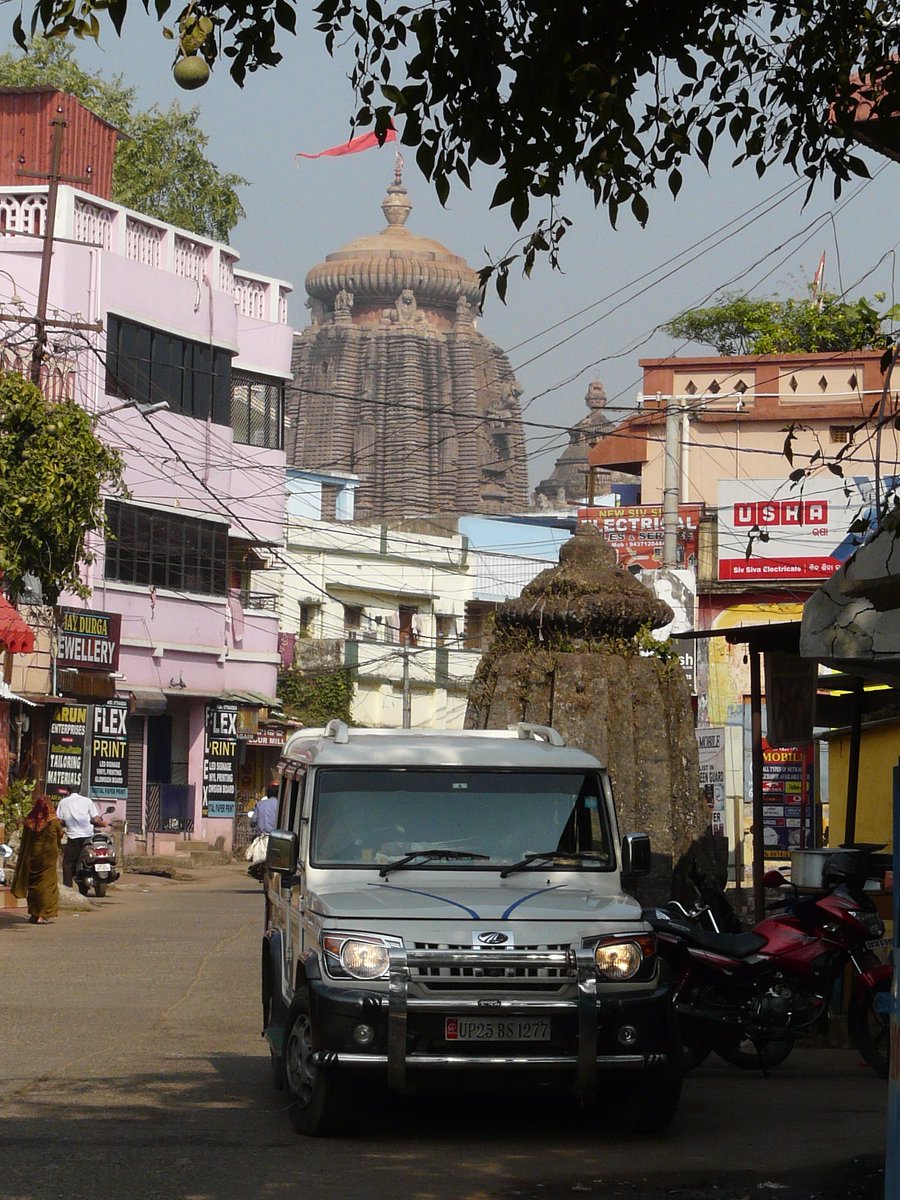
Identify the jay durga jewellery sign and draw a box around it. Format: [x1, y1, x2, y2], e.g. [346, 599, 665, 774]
[56, 608, 121, 672]
[716, 476, 896, 582]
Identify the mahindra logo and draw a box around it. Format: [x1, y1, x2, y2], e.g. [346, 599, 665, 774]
[476, 931, 510, 946]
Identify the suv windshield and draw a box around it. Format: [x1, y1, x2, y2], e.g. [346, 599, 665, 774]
[311, 768, 613, 870]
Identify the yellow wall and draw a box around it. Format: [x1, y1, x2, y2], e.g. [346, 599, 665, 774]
[827, 721, 900, 851]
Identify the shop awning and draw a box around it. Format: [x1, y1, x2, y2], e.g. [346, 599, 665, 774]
[0, 596, 34, 654]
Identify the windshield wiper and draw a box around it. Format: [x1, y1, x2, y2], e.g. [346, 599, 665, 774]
[379, 849, 489, 878]
[500, 850, 602, 878]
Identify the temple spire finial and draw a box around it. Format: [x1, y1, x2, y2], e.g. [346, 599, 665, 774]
[382, 157, 412, 227]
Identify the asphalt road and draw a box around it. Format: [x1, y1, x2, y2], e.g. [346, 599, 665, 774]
[0, 865, 888, 1200]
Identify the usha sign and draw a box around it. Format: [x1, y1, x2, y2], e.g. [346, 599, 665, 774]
[57, 608, 121, 672]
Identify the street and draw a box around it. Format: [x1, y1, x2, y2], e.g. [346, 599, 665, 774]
[1, 866, 888, 1200]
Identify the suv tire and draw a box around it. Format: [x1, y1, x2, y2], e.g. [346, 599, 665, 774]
[283, 1004, 354, 1136]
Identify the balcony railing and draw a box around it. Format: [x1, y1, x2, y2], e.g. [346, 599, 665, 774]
[0, 185, 291, 324]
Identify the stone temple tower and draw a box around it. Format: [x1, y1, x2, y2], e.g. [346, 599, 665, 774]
[286, 167, 529, 520]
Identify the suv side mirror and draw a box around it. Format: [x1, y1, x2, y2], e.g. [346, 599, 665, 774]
[266, 829, 298, 875]
[621, 833, 652, 875]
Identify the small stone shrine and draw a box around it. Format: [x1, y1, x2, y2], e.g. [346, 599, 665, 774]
[465, 523, 715, 902]
[286, 165, 529, 520]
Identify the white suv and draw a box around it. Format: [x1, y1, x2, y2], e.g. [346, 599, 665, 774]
[262, 721, 680, 1135]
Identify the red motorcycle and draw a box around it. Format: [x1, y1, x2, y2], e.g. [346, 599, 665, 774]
[646, 851, 891, 1076]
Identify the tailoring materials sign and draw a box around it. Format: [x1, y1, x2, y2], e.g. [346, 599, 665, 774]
[89, 700, 129, 799]
[56, 608, 121, 672]
[46, 703, 88, 796]
[717, 476, 896, 582]
[203, 703, 238, 818]
[577, 504, 702, 569]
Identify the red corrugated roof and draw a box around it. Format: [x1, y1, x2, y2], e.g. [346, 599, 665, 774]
[0, 596, 34, 654]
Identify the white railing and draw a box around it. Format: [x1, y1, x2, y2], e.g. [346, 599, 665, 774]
[125, 217, 164, 269]
[73, 198, 115, 250]
[0, 193, 46, 236]
[0, 185, 291, 323]
[234, 274, 267, 320]
[219, 253, 237, 295]
[174, 234, 209, 283]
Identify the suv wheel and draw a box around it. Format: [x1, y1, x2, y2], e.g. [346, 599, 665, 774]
[283, 1006, 353, 1136]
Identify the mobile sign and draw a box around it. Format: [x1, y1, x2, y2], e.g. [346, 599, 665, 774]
[696, 726, 727, 838]
[89, 700, 129, 799]
[761, 740, 814, 860]
[716, 476, 897, 582]
[577, 504, 702, 570]
[203, 703, 238, 818]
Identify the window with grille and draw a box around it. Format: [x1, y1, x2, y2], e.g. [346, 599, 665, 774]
[829, 425, 854, 445]
[104, 500, 228, 596]
[106, 315, 232, 424]
[231, 371, 284, 449]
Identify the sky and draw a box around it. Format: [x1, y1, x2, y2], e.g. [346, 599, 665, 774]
[9, 11, 900, 490]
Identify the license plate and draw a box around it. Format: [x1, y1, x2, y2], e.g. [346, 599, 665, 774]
[95, 864, 111, 874]
[445, 1017, 550, 1042]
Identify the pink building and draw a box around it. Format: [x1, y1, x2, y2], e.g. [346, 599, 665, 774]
[2, 93, 293, 855]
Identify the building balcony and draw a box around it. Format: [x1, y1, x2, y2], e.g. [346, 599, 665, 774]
[0, 184, 292, 324]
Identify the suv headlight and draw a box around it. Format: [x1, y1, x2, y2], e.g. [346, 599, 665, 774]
[590, 934, 656, 981]
[322, 932, 401, 980]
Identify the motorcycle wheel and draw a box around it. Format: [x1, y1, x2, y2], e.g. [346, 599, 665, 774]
[77, 880, 89, 896]
[94, 880, 108, 897]
[283, 1004, 355, 1136]
[849, 980, 890, 1079]
[715, 1036, 793, 1071]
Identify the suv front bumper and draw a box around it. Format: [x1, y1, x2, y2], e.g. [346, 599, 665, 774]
[306, 946, 674, 1094]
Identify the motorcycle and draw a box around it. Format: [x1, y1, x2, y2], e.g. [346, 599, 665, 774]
[645, 851, 892, 1077]
[75, 808, 120, 898]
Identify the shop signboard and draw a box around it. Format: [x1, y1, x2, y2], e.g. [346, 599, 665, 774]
[89, 699, 129, 799]
[577, 504, 702, 570]
[716, 476, 897, 582]
[761, 739, 814, 860]
[46, 703, 88, 796]
[696, 727, 727, 837]
[202, 702, 238, 818]
[56, 608, 121, 672]
[248, 724, 286, 748]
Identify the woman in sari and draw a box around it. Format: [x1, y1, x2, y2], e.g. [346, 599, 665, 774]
[11, 795, 64, 924]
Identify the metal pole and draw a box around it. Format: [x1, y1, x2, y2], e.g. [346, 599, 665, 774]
[662, 395, 680, 567]
[30, 116, 67, 386]
[844, 676, 864, 845]
[401, 645, 411, 729]
[885, 757, 900, 1200]
[750, 647, 766, 924]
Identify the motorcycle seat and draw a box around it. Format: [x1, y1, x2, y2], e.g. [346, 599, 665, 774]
[687, 929, 767, 958]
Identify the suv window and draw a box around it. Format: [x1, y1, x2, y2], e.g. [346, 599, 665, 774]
[310, 768, 612, 869]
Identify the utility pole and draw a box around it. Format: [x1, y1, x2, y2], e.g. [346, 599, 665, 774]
[401, 644, 412, 729]
[662, 392, 681, 567]
[9, 109, 100, 385]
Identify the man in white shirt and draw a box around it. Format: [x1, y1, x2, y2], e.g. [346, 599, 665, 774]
[56, 786, 106, 889]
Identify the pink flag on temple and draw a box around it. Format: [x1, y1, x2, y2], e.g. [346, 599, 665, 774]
[296, 127, 396, 159]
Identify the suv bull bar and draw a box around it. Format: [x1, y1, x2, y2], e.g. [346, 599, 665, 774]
[310, 946, 670, 1094]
